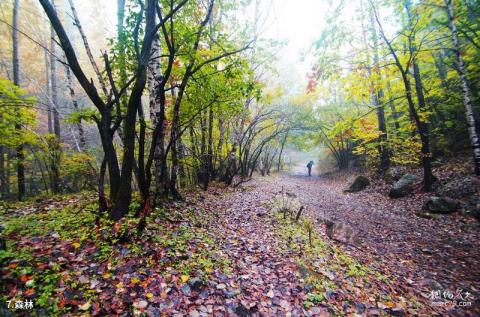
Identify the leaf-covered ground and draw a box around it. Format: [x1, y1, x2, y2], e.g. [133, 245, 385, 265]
[1, 168, 479, 316]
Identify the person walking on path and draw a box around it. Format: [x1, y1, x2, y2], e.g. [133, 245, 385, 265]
[306, 160, 314, 176]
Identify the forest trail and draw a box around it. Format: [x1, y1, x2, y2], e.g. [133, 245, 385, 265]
[278, 171, 480, 291]
[197, 180, 308, 316]
[2, 171, 479, 316]
[197, 171, 480, 316]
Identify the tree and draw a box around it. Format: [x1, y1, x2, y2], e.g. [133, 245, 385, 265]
[12, 0, 26, 200]
[0, 77, 36, 199]
[444, 0, 480, 175]
[371, 1, 434, 191]
[38, 0, 178, 219]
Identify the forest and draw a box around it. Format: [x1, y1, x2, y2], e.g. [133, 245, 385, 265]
[0, 0, 479, 316]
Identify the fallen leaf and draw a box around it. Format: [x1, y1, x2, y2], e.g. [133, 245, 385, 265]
[181, 274, 190, 283]
[133, 300, 148, 309]
[79, 301, 91, 311]
[131, 277, 140, 284]
[24, 289, 36, 296]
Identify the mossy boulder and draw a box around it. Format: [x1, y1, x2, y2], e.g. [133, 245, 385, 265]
[344, 175, 370, 193]
[423, 196, 459, 214]
[388, 174, 418, 198]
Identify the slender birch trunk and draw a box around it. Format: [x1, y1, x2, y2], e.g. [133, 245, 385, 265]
[445, 0, 480, 175]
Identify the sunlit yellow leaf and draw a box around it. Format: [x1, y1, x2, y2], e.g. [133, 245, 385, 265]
[181, 275, 189, 283]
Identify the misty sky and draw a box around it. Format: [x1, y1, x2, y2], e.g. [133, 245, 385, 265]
[90, 0, 329, 93]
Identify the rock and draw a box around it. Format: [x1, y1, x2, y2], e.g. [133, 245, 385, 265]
[438, 176, 478, 199]
[344, 175, 370, 193]
[323, 219, 358, 245]
[417, 278, 442, 290]
[423, 196, 458, 214]
[188, 278, 205, 291]
[385, 167, 406, 183]
[463, 196, 480, 221]
[388, 174, 419, 198]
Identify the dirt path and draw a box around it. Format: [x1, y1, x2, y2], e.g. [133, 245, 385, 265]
[197, 183, 310, 316]
[198, 172, 480, 316]
[3, 172, 478, 316]
[281, 172, 480, 295]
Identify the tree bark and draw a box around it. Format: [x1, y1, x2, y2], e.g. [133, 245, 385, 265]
[44, 49, 53, 133]
[12, 0, 25, 201]
[50, 0, 60, 139]
[64, 57, 85, 150]
[67, 0, 108, 96]
[405, 0, 434, 191]
[48, 0, 61, 193]
[386, 82, 400, 132]
[277, 132, 288, 172]
[445, 0, 480, 175]
[0, 146, 7, 199]
[117, 0, 128, 108]
[110, 0, 158, 219]
[148, 35, 169, 200]
[200, 109, 208, 189]
[369, 7, 389, 172]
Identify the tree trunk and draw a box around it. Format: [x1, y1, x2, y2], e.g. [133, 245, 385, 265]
[44, 49, 53, 133]
[445, 0, 480, 175]
[386, 82, 400, 132]
[277, 133, 288, 171]
[48, 0, 61, 193]
[117, 0, 128, 109]
[64, 57, 85, 150]
[50, 0, 60, 139]
[148, 35, 169, 200]
[405, 0, 434, 191]
[207, 105, 214, 182]
[216, 116, 225, 177]
[369, 8, 389, 172]
[12, 0, 25, 201]
[200, 109, 208, 190]
[0, 146, 7, 199]
[110, 0, 157, 220]
[67, 0, 108, 96]
[169, 86, 183, 200]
